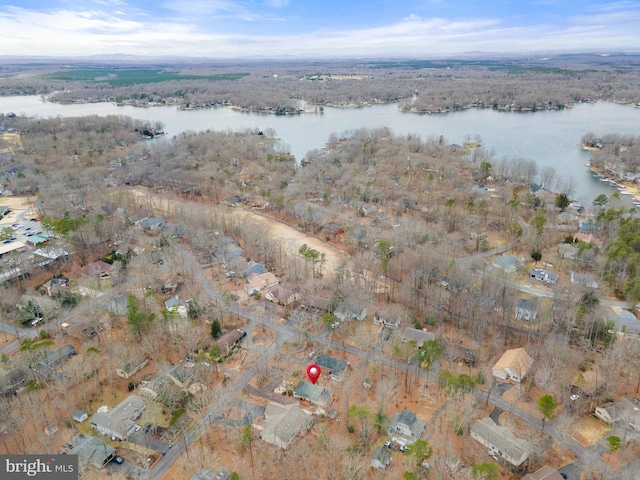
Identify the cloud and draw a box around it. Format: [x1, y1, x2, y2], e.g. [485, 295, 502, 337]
[0, 2, 639, 57]
[264, 0, 290, 7]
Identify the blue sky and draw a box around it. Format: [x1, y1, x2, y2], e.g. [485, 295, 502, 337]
[1, 1, 639, 57]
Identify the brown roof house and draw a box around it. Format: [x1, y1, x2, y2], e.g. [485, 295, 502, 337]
[522, 465, 564, 480]
[260, 401, 314, 449]
[470, 417, 531, 467]
[217, 329, 246, 356]
[265, 286, 300, 306]
[90, 395, 146, 441]
[388, 410, 425, 446]
[245, 272, 279, 295]
[492, 347, 533, 383]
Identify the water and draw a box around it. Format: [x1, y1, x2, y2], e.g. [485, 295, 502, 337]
[2, 95, 640, 204]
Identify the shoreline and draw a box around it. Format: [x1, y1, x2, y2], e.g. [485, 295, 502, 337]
[587, 165, 640, 205]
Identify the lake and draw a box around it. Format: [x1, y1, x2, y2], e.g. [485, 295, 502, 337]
[2, 95, 640, 204]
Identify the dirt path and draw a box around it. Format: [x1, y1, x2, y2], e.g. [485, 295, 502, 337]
[127, 188, 349, 275]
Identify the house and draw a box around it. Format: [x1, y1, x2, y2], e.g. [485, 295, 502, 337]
[515, 298, 540, 321]
[607, 310, 640, 337]
[570, 272, 599, 289]
[470, 417, 531, 467]
[139, 371, 174, 401]
[162, 282, 178, 294]
[217, 329, 246, 356]
[388, 410, 425, 445]
[212, 237, 245, 264]
[373, 310, 401, 328]
[241, 261, 266, 278]
[301, 296, 330, 314]
[492, 347, 533, 383]
[26, 235, 49, 246]
[138, 216, 165, 231]
[33, 344, 77, 377]
[80, 261, 113, 279]
[371, 445, 392, 470]
[522, 465, 564, 480]
[108, 294, 129, 316]
[41, 276, 70, 296]
[191, 470, 231, 480]
[168, 364, 194, 389]
[571, 370, 603, 398]
[530, 268, 558, 284]
[314, 355, 349, 381]
[0, 240, 27, 257]
[0, 367, 29, 396]
[90, 395, 146, 441]
[492, 254, 521, 273]
[265, 286, 299, 306]
[573, 233, 603, 249]
[293, 381, 332, 407]
[334, 300, 367, 322]
[164, 296, 188, 318]
[116, 355, 149, 379]
[402, 327, 436, 346]
[67, 434, 116, 469]
[260, 402, 314, 449]
[558, 243, 578, 260]
[245, 272, 279, 295]
[73, 411, 88, 423]
[594, 397, 640, 429]
[444, 342, 477, 366]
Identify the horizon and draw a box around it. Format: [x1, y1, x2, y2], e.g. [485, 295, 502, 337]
[1, 1, 639, 58]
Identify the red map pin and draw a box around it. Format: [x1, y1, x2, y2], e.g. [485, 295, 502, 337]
[306, 364, 321, 384]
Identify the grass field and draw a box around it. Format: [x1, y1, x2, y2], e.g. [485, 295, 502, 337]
[39, 69, 249, 86]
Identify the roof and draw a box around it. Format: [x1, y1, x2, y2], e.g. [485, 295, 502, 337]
[493, 253, 521, 271]
[33, 247, 69, 259]
[596, 397, 640, 425]
[315, 355, 348, 375]
[470, 417, 531, 466]
[262, 401, 314, 449]
[68, 434, 115, 469]
[607, 310, 640, 336]
[0, 240, 25, 255]
[39, 344, 76, 367]
[90, 395, 145, 437]
[293, 381, 332, 407]
[389, 409, 426, 440]
[81, 260, 112, 277]
[522, 465, 564, 480]
[371, 445, 392, 466]
[402, 327, 436, 346]
[26, 235, 49, 244]
[217, 329, 246, 351]
[165, 296, 184, 310]
[492, 347, 533, 378]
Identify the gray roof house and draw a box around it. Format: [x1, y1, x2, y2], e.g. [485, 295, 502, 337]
[73, 411, 88, 423]
[108, 294, 129, 316]
[371, 445, 392, 470]
[492, 254, 521, 273]
[0, 367, 29, 396]
[402, 327, 436, 346]
[571, 272, 599, 289]
[388, 410, 425, 445]
[470, 417, 532, 467]
[261, 402, 314, 449]
[595, 397, 640, 430]
[241, 261, 266, 278]
[334, 300, 367, 322]
[138, 216, 165, 231]
[522, 465, 564, 480]
[90, 395, 146, 441]
[606, 310, 640, 337]
[68, 434, 115, 469]
[191, 469, 231, 480]
[314, 355, 349, 381]
[558, 243, 579, 260]
[515, 298, 540, 321]
[116, 355, 149, 379]
[293, 381, 332, 407]
[530, 268, 558, 284]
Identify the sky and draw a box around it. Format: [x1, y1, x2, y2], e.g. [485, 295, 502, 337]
[0, 0, 639, 58]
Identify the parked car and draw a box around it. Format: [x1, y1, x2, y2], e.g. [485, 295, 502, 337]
[308, 351, 316, 359]
[400, 445, 409, 452]
[113, 456, 124, 464]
